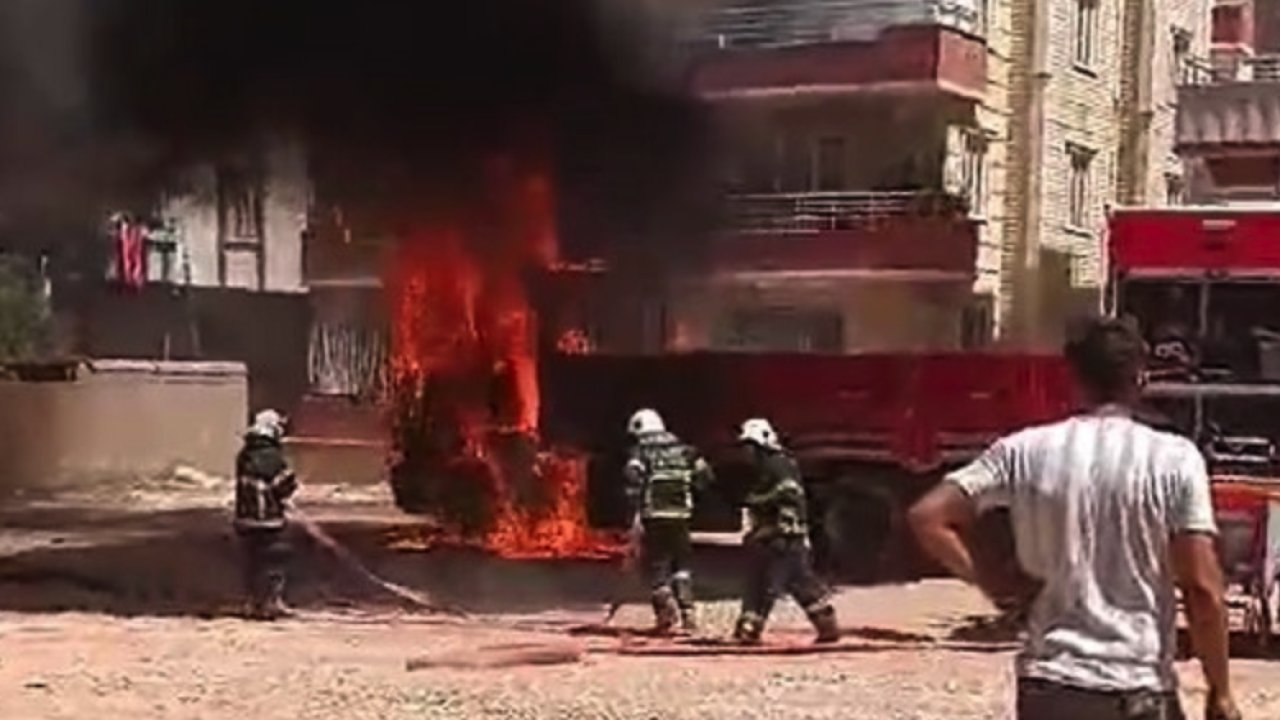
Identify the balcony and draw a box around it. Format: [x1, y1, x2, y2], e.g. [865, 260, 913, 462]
[725, 190, 969, 233]
[1177, 55, 1280, 150]
[687, 0, 983, 49]
[711, 190, 978, 280]
[685, 0, 987, 101]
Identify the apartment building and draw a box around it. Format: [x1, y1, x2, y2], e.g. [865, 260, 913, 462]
[683, 0, 1212, 348]
[1177, 0, 1280, 203]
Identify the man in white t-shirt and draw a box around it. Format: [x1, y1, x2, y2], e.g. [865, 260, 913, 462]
[909, 318, 1240, 720]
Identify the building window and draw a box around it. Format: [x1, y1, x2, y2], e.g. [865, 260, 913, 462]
[216, 162, 265, 289]
[815, 136, 847, 191]
[1165, 173, 1186, 205]
[1172, 27, 1193, 85]
[1074, 0, 1099, 69]
[960, 129, 989, 218]
[962, 297, 994, 349]
[219, 166, 263, 240]
[1067, 143, 1095, 230]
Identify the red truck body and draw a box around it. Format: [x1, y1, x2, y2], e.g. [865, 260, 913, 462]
[541, 351, 1076, 471]
[541, 351, 1078, 579]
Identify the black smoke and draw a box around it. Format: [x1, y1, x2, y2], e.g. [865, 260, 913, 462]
[0, 0, 712, 265]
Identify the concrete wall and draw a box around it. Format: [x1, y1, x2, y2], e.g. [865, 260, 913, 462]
[0, 360, 247, 491]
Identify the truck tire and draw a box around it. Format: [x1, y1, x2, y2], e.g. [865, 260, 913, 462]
[821, 487, 897, 584]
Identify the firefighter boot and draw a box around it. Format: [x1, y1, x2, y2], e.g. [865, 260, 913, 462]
[257, 568, 294, 621]
[672, 571, 697, 633]
[808, 604, 840, 644]
[733, 613, 764, 645]
[651, 587, 680, 635]
[679, 607, 698, 634]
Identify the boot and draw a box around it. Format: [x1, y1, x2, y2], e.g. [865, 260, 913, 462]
[651, 589, 680, 635]
[672, 573, 696, 634]
[808, 605, 840, 644]
[255, 572, 294, 621]
[679, 607, 698, 634]
[733, 613, 764, 645]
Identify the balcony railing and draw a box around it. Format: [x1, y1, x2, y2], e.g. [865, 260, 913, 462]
[725, 190, 968, 233]
[683, 0, 983, 51]
[1178, 54, 1280, 85]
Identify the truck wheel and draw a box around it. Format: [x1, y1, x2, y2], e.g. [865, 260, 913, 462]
[822, 490, 895, 584]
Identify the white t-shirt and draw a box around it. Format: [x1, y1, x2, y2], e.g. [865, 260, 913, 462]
[947, 408, 1218, 692]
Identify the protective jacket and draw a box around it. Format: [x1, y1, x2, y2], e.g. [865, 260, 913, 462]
[744, 449, 808, 542]
[624, 431, 713, 521]
[234, 433, 298, 530]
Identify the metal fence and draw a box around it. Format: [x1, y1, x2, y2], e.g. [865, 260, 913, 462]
[1178, 54, 1280, 86]
[682, 0, 983, 50]
[726, 190, 968, 232]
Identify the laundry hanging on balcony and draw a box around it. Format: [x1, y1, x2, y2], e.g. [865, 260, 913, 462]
[108, 213, 146, 290]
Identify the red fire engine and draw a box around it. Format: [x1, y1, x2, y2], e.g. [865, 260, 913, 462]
[1109, 207, 1280, 645]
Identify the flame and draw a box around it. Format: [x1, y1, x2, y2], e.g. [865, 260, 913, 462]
[556, 328, 592, 354]
[386, 158, 619, 559]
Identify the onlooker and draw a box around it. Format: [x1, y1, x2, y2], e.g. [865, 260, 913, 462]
[909, 317, 1240, 720]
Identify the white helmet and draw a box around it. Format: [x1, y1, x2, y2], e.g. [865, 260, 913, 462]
[628, 408, 665, 436]
[738, 418, 780, 450]
[249, 409, 287, 440]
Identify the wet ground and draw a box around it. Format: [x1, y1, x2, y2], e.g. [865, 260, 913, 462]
[1, 476, 1279, 719]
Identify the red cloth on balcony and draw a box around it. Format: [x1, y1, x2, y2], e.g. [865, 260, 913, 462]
[115, 220, 145, 289]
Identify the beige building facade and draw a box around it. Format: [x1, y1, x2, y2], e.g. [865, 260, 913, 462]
[994, 0, 1212, 344]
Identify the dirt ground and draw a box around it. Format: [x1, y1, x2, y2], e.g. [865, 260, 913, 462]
[2, 476, 1279, 719]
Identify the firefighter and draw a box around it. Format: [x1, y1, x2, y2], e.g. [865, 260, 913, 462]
[234, 409, 299, 620]
[732, 418, 840, 645]
[624, 408, 714, 634]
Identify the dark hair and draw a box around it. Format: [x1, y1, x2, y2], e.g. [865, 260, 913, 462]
[1063, 316, 1147, 402]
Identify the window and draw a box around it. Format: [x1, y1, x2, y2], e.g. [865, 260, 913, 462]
[1073, 0, 1099, 69]
[1165, 173, 1186, 205]
[217, 162, 265, 289]
[815, 136, 847, 191]
[1172, 27, 1193, 86]
[1067, 144, 1095, 230]
[962, 297, 994, 349]
[218, 166, 263, 240]
[723, 307, 844, 353]
[960, 129, 989, 217]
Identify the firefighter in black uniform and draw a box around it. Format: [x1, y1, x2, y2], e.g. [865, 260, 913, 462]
[732, 417, 840, 645]
[624, 408, 714, 634]
[234, 409, 299, 620]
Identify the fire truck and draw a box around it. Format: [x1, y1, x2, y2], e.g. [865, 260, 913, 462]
[1109, 207, 1280, 645]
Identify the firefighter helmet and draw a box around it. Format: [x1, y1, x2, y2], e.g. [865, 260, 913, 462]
[628, 408, 666, 436]
[249, 409, 288, 440]
[738, 418, 780, 450]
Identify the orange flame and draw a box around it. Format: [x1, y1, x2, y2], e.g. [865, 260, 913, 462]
[386, 158, 619, 559]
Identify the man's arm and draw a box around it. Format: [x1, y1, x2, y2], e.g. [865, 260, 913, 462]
[1166, 444, 1238, 719]
[743, 476, 803, 508]
[1171, 533, 1236, 718]
[690, 454, 715, 492]
[907, 484, 979, 585]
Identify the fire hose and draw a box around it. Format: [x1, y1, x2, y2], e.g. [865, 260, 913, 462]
[287, 503, 469, 618]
